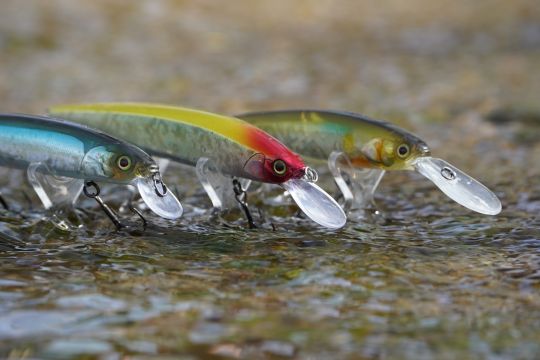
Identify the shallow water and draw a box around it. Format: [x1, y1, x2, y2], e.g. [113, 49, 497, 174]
[1, 1, 540, 359]
[0, 145, 539, 359]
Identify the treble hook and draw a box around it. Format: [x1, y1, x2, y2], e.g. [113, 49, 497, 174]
[83, 181, 123, 230]
[0, 191, 8, 211]
[83, 181, 147, 231]
[129, 204, 148, 230]
[232, 178, 257, 229]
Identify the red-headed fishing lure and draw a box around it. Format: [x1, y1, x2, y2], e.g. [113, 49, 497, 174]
[49, 103, 347, 229]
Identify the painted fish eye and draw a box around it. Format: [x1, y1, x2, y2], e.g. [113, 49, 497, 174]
[272, 159, 287, 176]
[117, 155, 132, 171]
[397, 144, 410, 158]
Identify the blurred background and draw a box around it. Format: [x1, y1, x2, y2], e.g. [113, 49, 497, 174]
[1, 0, 539, 118]
[2, 0, 539, 178]
[1, 1, 540, 359]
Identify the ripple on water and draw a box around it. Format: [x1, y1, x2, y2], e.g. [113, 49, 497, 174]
[0, 310, 96, 339]
[44, 339, 113, 358]
[56, 294, 127, 311]
[0, 123, 539, 359]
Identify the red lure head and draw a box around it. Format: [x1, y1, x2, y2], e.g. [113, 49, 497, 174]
[242, 127, 306, 184]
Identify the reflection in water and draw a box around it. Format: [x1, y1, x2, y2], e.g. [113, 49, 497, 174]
[0, 161, 539, 358]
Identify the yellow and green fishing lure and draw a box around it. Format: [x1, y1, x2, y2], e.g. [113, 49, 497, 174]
[236, 110, 501, 215]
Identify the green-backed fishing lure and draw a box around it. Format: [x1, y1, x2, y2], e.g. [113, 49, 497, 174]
[49, 103, 346, 229]
[236, 110, 501, 215]
[0, 114, 182, 220]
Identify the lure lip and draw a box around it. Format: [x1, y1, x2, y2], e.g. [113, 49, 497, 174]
[413, 156, 502, 215]
[282, 174, 347, 229]
[135, 176, 183, 220]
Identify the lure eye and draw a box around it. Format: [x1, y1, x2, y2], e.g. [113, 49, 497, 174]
[397, 144, 410, 158]
[272, 159, 287, 176]
[117, 155, 132, 171]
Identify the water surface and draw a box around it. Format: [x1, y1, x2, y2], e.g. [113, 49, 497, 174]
[0, 1, 539, 358]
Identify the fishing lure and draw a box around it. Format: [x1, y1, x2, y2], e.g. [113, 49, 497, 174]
[48, 103, 347, 229]
[0, 114, 183, 225]
[235, 110, 501, 215]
